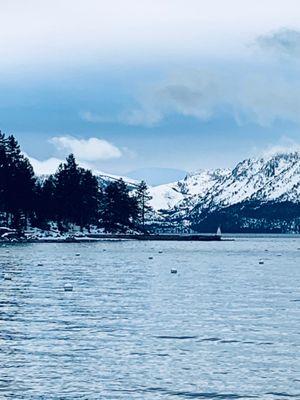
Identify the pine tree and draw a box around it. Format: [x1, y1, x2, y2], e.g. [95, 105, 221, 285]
[1, 134, 36, 230]
[50, 154, 100, 229]
[33, 176, 57, 228]
[100, 179, 138, 232]
[135, 180, 152, 232]
[0, 131, 8, 221]
[78, 169, 100, 229]
[53, 154, 82, 227]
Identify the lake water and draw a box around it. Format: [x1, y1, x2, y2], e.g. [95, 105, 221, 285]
[0, 236, 300, 399]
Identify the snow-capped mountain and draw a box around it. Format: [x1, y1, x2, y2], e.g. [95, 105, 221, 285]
[148, 152, 300, 232]
[149, 168, 230, 212]
[92, 170, 139, 190]
[39, 170, 139, 190]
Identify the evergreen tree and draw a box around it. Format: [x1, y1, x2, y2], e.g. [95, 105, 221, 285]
[100, 179, 138, 232]
[50, 154, 100, 229]
[0, 131, 8, 220]
[135, 180, 152, 232]
[0, 133, 36, 230]
[53, 154, 81, 226]
[77, 169, 100, 229]
[33, 176, 57, 228]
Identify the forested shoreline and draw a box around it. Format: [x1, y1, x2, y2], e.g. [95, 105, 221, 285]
[0, 131, 152, 235]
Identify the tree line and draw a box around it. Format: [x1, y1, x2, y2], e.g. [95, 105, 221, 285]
[0, 132, 152, 234]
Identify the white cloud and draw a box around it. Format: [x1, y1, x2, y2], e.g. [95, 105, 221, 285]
[49, 136, 122, 161]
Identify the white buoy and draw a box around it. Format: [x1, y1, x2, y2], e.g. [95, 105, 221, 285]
[171, 269, 177, 274]
[4, 274, 12, 280]
[259, 260, 264, 265]
[75, 253, 80, 257]
[64, 283, 73, 292]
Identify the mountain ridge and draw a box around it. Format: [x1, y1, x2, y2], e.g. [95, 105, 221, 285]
[148, 152, 300, 233]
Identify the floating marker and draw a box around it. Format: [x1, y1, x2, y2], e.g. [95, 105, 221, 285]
[64, 283, 73, 292]
[171, 269, 177, 274]
[149, 256, 153, 260]
[259, 260, 264, 265]
[158, 251, 163, 254]
[4, 274, 12, 280]
[75, 253, 80, 257]
[37, 263, 43, 267]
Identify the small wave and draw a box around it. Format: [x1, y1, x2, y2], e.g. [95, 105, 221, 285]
[198, 337, 220, 342]
[266, 392, 300, 398]
[257, 342, 273, 345]
[156, 335, 198, 340]
[219, 340, 240, 344]
[143, 387, 257, 399]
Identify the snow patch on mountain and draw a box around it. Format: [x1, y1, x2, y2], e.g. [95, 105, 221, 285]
[93, 169, 139, 188]
[149, 182, 185, 210]
[149, 168, 230, 211]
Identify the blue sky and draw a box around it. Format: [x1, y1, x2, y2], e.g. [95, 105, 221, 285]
[1, 0, 300, 180]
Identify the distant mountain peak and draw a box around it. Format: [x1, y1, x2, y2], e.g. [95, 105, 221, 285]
[148, 152, 300, 227]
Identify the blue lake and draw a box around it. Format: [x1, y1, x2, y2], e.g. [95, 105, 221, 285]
[1, 236, 300, 399]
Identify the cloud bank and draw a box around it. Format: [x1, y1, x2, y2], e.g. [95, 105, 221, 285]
[1, 0, 300, 72]
[115, 68, 300, 127]
[256, 28, 300, 58]
[80, 27, 300, 129]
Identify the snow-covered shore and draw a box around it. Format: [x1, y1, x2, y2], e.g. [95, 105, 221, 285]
[0, 224, 143, 243]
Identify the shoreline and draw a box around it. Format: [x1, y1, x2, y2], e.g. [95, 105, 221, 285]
[1, 233, 223, 243]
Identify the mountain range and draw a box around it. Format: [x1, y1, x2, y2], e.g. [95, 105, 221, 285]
[94, 152, 300, 233]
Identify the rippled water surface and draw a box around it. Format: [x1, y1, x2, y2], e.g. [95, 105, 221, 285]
[1, 236, 300, 399]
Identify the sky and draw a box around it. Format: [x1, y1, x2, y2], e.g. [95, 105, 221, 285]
[1, 0, 300, 182]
